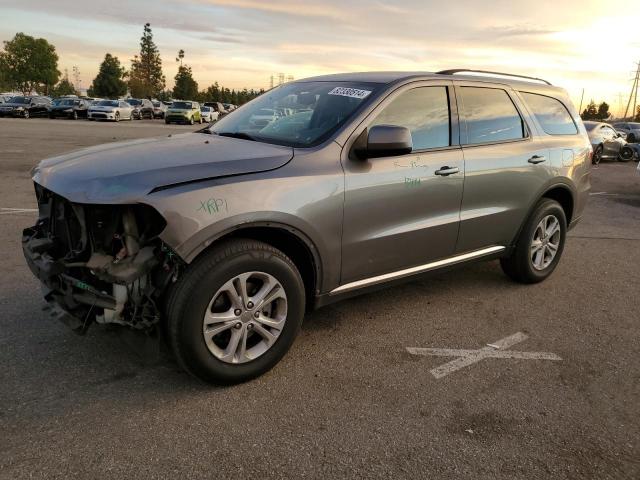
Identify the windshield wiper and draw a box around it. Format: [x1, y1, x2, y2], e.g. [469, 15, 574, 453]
[215, 131, 257, 142]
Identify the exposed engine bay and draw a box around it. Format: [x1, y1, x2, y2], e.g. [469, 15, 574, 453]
[22, 183, 182, 334]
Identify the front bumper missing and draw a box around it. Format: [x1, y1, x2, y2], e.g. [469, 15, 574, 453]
[23, 227, 116, 334]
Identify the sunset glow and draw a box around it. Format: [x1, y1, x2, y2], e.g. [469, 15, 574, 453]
[1, 0, 638, 115]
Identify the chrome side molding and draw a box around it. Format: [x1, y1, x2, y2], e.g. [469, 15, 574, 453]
[330, 246, 506, 295]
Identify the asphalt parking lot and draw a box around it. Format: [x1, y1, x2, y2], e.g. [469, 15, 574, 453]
[1, 117, 639, 479]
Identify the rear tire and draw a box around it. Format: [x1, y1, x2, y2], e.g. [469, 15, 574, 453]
[166, 239, 305, 384]
[500, 198, 567, 284]
[618, 146, 633, 162]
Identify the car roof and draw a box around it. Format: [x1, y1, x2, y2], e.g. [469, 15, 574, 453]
[294, 71, 567, 94]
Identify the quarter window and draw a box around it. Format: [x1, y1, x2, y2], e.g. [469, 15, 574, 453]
[459, 87, 525, 145]
[520, 92, 578, 135]
[370, 87, 450, 150]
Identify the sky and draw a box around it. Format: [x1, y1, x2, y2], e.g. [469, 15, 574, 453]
[1, 0, 639, 116]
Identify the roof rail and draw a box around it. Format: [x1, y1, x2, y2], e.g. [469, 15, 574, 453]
[436, 69, 552, 86]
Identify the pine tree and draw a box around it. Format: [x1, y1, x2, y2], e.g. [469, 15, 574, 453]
[581, 100, 598, 121]
[172, 50, 198, 99]
[596, 102, 610, 121]
[128, 23, 165, 98]
[88, 54, 127, 98]
[50, 69, 78, 97]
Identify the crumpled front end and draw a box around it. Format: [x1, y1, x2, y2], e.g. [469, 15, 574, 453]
[22, 183, 182, 334]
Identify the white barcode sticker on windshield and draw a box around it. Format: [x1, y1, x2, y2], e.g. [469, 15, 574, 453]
[328, 87, 372, 99]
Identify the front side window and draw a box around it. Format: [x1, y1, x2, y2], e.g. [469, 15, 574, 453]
[520, 92, 577, 135]
[459, 87, 525, 145]
[369, 86, 450, 150]
[209, 81, 379, 147]
[600, 126, 616, 137]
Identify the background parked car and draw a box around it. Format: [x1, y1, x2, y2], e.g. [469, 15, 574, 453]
[199, 105, 219, 123]
[49, 98, 91, 120]
[0, 96, 51, 118]
[584, 121, 636, 164]
[612, 122, 640, 143]
[204, 102, 228, 118]
[152, 100, 167, 119]
[125, 98, 154, 119]
[88, 99, 134, 121]
[165, 100, 202, 124]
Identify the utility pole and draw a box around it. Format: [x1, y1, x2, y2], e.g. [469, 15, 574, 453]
[623, 62, 639, 120]
[578, 88, 584, 114]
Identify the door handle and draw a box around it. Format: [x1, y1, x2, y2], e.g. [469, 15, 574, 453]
[434, 166, 459, 176]
[528, 155, 546, 164]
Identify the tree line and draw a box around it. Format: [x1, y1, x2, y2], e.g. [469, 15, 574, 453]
[0, 24, 264, 105]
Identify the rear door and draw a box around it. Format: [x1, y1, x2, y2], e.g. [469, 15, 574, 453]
[454, 82, 552, 252]
[340, 81, 464, 284]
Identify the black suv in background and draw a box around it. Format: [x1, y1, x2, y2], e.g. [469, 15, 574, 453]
[0, 96, 51, 118]
[125, 98, 154, 119]
[49, 98, 91, 120]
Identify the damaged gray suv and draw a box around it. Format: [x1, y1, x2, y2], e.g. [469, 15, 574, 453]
[23, 70, 591, 384]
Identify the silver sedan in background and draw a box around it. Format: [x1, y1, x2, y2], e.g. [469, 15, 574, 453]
[583, 121, 636, 165]
[87, 100, 135, 122]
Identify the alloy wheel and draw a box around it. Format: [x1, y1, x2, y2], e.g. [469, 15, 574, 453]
[530, 215, 561, 271]
[202, 271, 288, 364]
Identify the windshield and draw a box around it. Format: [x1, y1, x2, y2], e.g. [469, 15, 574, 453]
[60, 99, 78, 106]
[629, 123, 640, 128]
[96, 100, 119, 107]
[9, 96, 29, 104]
[209, 81, 380, 147]
[583, 122, 598, 131]
[152, 101, 161, 107]
[171, 101, 192, 109]
[126, 99, 142, 105]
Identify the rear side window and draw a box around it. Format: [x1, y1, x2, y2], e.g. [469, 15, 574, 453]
[520, 92, 577, 135]
[458, 87, 525, 145]
[370, 86, 450, 150]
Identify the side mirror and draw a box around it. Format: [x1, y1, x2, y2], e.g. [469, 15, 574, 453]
[354, 125, 413, 159]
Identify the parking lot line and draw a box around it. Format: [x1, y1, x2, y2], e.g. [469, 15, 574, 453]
[407, 332, 562, 379]
[0, 208, 37, 216]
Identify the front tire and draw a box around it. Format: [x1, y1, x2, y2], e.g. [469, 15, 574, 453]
[23, 110, 29, 119]
[500, 198, 567, 284]
[115, 111, 120, 122]
[166, 239, 305, 384]
[592, 144, 603, 165]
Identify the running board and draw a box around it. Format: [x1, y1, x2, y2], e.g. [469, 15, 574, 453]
[330, 246, 506, 295]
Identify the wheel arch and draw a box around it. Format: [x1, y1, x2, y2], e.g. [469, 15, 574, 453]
[510, 182, 576, 246]
[187, 222, 323, 310]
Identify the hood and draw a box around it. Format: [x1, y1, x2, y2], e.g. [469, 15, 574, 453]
[33, 132, 294, 204]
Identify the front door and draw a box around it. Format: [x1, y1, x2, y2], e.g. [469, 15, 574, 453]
[340, 83, 464, 285]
